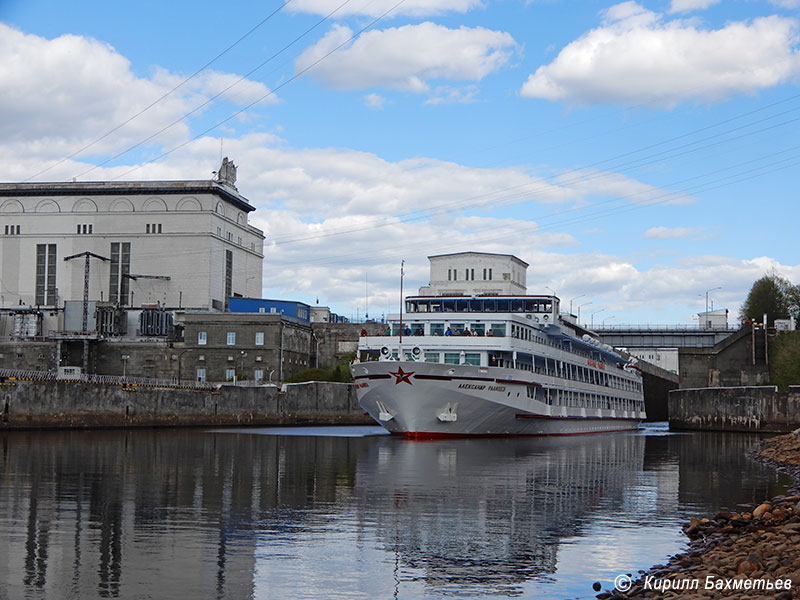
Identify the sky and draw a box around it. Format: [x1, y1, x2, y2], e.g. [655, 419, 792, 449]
[2, 0, 800, 326]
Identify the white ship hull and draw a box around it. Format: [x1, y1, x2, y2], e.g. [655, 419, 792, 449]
[351, 360, 644, 438]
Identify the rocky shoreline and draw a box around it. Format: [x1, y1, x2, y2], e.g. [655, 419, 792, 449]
[596, 433, 800, 599]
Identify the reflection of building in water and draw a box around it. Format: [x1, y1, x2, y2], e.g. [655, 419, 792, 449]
[0, 430, 372, 600]
[352, 435, 647, 596]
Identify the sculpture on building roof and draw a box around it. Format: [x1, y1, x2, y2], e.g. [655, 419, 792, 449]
[217, 157, 238, 189]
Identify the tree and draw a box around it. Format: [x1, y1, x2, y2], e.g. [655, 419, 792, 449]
[739, 273, 799, 326]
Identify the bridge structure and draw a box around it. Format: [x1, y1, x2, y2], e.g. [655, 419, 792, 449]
[592, 325, 736, 350]
[591, 325, 737, 421]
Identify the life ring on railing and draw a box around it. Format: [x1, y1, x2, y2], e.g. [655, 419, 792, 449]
[412, 347, 422, 357]
[543, 314, 549, 321]
[380, 346, 390, 356]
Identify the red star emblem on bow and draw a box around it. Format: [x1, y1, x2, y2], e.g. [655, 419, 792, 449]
[389, 366, 414, 385]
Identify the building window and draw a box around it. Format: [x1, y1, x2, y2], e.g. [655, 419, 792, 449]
[5, 225, 20, 235]
[196, 368, 206, 382]
[146, 224, 150, 233]
[447, 269, 451, 281]
[255, 332, 264, 346]
[254, 369, 264, 381]
[225, 368, 235, 381]
[198, 331, 207, 345]
[224, 249, 233, 311]
[227, 331, 236, 345]
[109, 242, 131, 305]
[217, 227, 222, 237]
[35, 244, 57, 305]
[489, 268, 492, 280]
[146, 224, 162, 234]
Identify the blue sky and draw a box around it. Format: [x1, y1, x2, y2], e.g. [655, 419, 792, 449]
[2, 0, 800, 326]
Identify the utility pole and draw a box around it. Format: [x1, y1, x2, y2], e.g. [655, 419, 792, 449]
[64, 251, 109, 333]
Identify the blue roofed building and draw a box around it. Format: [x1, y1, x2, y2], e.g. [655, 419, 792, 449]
[228, 297, 310, 323]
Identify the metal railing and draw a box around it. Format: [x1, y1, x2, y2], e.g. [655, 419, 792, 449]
[0, 368, 217, 390]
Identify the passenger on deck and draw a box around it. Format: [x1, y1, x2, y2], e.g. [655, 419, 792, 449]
[445, 327, 453, 336]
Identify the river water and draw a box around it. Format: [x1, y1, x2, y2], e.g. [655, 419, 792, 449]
[0, 424, 791, 600]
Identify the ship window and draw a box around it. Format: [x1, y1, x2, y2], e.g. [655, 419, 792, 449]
[455, 299, 469, 312]
[442, 300, 456, 312]
[464, 353, 480, 366]
[430, 301, 442, 312]
[483, 299, 496, 312]
[444, 353, 460, 365]
[425, 352, 440, 363]
[416, 301, 429, 312]
[470, 299, 483, 312]
[470, 323, 485, 336]
[511, 299, 525, 312]
[450, 323, 465, 334]
[496, 299, 510, 312]
[429, 322, 445, 336]
[489, 323, 506, 337]
[411, 323, 424, 335]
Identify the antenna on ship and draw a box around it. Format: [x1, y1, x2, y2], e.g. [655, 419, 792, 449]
[399, 260, 405, 352]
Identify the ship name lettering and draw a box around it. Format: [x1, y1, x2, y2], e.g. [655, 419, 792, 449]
[488, 385, 506, 392]
[458, 383, 485, 390]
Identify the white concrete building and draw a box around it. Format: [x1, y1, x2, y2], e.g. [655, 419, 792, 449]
[418, 252, 528, 296]
[697, 308, 729, 330]
[0, 161, 264, 334]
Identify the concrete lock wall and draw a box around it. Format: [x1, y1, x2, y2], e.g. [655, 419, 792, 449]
[0, 380, 372, 429]
[669, 386, 800, 432]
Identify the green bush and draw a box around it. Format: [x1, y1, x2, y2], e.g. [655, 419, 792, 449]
[284, 356, 355, 384]
[769, 331, 800, 391]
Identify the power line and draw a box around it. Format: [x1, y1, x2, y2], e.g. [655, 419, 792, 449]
[25, 0, 296, 182]
[75, 0, 359, 180]
[93, 0, 411, 181]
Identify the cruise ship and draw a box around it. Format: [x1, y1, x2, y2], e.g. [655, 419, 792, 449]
[351, 252, 645, 437]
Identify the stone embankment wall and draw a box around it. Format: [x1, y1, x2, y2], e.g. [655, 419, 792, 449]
[669, 386, 800, 432]
[0, 380, 372, 429]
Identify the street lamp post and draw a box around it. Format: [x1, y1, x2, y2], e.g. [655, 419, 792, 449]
[704, 287, 722, 328]
[569, 294, 585, 315]
[591, 308, 606, 328]
[602, 316, 616, 327]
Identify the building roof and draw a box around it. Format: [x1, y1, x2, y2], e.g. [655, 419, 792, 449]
[0, 180, 256, 213]
[427, 251, 529, 267]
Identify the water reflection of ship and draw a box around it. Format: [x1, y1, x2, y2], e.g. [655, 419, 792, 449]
[352, 434, 647, 596]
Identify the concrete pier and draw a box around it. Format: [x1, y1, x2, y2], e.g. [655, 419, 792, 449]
[669, 386, 800, 432]
[0, 380, 372, 429]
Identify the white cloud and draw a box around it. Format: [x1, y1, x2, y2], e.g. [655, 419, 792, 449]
[0, 24, 277, 164]
[668, 0, 720, 14]
[644, 226, 703, 239]
[296, 23, 517, 92]
[520, 4, 800, 106]
[287, 0, 483, 18]
[424, 85, 480, 105]
[364, 93, 387, 110]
